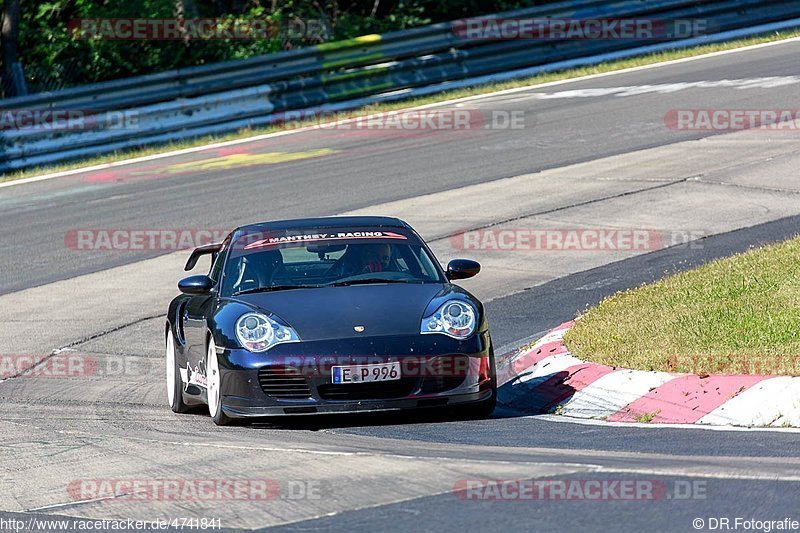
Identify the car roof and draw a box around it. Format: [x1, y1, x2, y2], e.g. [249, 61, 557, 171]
[236, 216, 412, 232]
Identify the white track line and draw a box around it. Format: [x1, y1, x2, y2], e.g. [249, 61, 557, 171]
[533, 413, 800, 433]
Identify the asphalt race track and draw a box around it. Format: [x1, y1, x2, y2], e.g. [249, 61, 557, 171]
[1, 39, 799, 532]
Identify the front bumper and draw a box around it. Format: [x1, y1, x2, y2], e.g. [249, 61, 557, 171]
[216, 332, 493, 418]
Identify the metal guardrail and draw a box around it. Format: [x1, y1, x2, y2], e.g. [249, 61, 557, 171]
[2, 0, 800, 173]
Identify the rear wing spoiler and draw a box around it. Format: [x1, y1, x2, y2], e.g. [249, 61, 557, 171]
[184, 243, 223, 271]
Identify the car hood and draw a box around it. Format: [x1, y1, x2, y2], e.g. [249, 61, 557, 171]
[229, 283, 448, 341]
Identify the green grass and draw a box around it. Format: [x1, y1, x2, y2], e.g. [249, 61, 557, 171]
[3, 29, 799, 184]
[635, 411, 660, 423]
[564, 236, 800, 376]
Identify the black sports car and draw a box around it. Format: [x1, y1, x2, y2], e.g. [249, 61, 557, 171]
[165, 216, 495, 425]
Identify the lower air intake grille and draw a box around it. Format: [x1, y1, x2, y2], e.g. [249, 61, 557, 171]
[258, 366, 311, 399]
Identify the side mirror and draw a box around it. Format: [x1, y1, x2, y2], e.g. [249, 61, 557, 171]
[446, 259, 481, 281]
[178, 275, 214, 295]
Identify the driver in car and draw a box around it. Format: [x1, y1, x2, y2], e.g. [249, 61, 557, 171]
[360, 243, 394, 273]
[329, 243, 398, 278]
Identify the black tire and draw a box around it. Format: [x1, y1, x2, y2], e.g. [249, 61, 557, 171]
[166, 329, 192, 414]
[210, 400, 237, 426]
[206, 336, 238, 426]
[474, 345, 498, 418]
[471, 388, 497, 418]
[454, 348, 497, 419]
[211, 402, 237, 426]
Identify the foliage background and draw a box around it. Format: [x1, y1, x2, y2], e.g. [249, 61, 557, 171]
[6, 0, 542, 95]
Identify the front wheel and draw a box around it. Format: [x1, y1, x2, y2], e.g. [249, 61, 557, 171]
[453, 350, 497, 419]
[166, 329, 192, 413]
[206, 337, 236, 426]
[472, 389, 497, 418]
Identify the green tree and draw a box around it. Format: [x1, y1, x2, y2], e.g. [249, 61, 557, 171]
[6, 0, 541, 95]
[1, 0, 24, 96]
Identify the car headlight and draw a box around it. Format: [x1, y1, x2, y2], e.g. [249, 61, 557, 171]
[421, 300, 477, 339]
[236, 312, 299, 352]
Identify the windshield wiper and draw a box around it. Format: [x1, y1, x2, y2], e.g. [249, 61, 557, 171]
[233, 285, 320, 296]
[328, 278, 413, 287]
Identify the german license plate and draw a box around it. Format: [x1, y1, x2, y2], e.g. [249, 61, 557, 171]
[331, 362, 401, 384]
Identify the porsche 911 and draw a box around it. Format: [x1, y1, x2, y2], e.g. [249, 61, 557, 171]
[165, 216, 495, 425]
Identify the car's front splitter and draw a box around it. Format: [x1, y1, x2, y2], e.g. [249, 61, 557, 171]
[220, 389, 494, 418]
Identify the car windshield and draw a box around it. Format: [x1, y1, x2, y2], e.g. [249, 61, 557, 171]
[221, 227, 445, 296]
